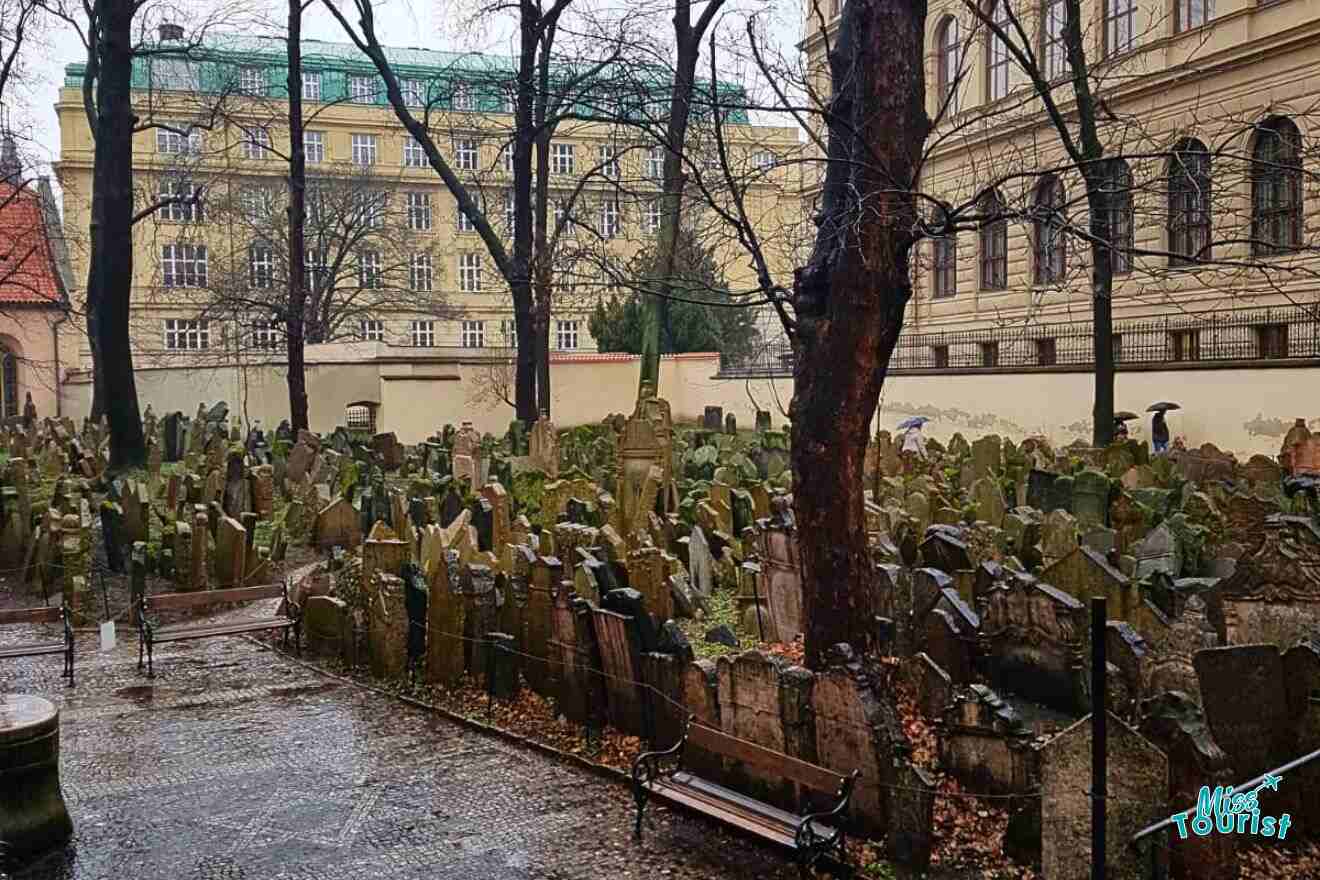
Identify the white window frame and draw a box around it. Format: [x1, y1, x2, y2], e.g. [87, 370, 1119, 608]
[239, 186, 273, 224]
[597, 144, 620, 178]
[411, 320, 436, 347]
[556, 319, 579, 351]
[156, 126, 202, 156]
[457, 207, 476, 233]
[551, 142, 575, 175]
[643, 199, 662, 234]
[349, 75, 376, 104]
[163, 318, 210, 351]
[248, 243, 274, 289]
[404, 136, 427, 168]
[159, 179, 202, 223]
[503, 190, 515, 233]
[303, 131, 325, 163]
[500, 319, 517, 347]
[453, 83, 476, 111]
[250, 319, 281, 350]
[410, 254, 434, 292]
[242, 126, 272, 161]
[402, 79, 426, 106]
[239, 67, 265, 95]
[456, 139, 479, 171]
[302, 71, 322, 101]
[753, 151, 776, 171]
[458, 253, 482, 292]
[502, 146, 515, 173]
[599, 199, 621, 239]
[161, 243, 208, 288]
[406, 191, 433, 231]
[461, 320, 485, 348]
[646, 146, 665, 180]
[352, 133, 377, 166]
[359, 319, 384, 341]
[358, 251, 382, 289]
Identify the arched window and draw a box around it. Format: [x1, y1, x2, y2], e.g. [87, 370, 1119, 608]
[986, 0, 1011, 101]
[1252, 117, 1302, 256]
[1033, 175, 1066, 284]
[936, 17, 963, 114]
[0, 347, 17, 419]
[1100, 158, 1134, 275]
[1168, 138, 1211, 265]
[979, 189, 1008, 289]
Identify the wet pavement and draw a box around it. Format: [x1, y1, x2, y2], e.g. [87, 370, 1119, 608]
[1, 616, 797, 880]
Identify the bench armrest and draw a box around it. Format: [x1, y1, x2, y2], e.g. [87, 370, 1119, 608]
[631, 717, 691, 787]
[794, 769, 859, 851]
[136, 597, 154, 637]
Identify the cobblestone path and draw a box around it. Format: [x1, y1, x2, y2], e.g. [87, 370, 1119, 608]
[1, 620, 796, 880]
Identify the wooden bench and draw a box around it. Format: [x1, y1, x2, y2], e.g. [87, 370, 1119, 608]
[632, 719, 858, 877]
[0, 605, 74, 687]
[136, 582, 301, 677]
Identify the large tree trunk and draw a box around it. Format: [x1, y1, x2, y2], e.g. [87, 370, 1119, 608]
[791, 0, 928, 669]
[85, 260, 105, 419]
[285, 0, 309, 432]
[89, 0, 145, 470]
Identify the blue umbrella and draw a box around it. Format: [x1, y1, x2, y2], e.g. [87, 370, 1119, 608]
[896, 416, 930, 430]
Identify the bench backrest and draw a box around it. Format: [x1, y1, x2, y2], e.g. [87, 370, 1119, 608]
[146, 583, 286, 612]
[686, 722, 847, 795]
[0, 605, 64, 626]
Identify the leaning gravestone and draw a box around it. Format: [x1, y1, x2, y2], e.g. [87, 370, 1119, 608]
[688, 525, 715, 597]
[1193, 645, 1291, 782]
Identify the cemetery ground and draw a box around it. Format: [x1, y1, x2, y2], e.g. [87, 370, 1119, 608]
[7, 405, 1320, 878]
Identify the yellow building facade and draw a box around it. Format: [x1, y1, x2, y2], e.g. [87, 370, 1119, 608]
[802, 0, 1320, 371]
[55, 34, 801, 368]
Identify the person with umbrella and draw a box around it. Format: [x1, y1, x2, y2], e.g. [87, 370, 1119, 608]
[1114, 410, 1139, 442]
[897, 416, 929, 471]
[1148, 402, 1180, 454]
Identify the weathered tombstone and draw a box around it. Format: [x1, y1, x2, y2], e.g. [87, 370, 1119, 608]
[215, 516, 247, 588]
[528, 418, 560, 478]
[369, 573, 409, 679]
[755, 410, 771, 432]
[1193, 644, 1292, 782]
[304, 595, 353, 661]
[314, 497, 362, 549]
[592, 604, 646, 736]
[1134, 522, 1182, 580]
[702, 406, 723, 431]
[1039, 509, 1079, 566]
[1072, 469, 1110, 527]
[981, 577, 1088, 712]
[1040, 713, 1168, 880]
[970, 477, 1006, 527]
[724, 413, 737, 435]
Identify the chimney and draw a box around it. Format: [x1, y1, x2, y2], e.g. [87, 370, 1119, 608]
[159, 22, 184, 41]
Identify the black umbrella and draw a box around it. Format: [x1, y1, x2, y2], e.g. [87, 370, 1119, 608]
[1115, 411, 1140, 421]
[1147, 402, 1181, 413]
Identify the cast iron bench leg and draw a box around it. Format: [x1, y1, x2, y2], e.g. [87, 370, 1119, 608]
[632, 783, 647, 841]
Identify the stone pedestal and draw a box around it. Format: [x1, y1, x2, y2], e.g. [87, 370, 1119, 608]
[0, 695, 72, 860]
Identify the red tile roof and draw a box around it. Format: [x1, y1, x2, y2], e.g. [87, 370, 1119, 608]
[0, 183, 66, 305]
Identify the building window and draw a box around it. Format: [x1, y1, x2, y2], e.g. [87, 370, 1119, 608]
[351, 190, 386, 229]
[1170, 329, 1200, 361]
[251, 319, 281, 350]
[932, 235, 957, 298]
[502, 145, 515, 173]
[979, 190, 1007, 290]
[504, 190, 515, 234]
[456, 139, 479, 171]
[986, 0, 1011, 101]
[1176, 0, 1213, 32]
[359, 319, 384, 341]
[552, 142, 575, 175]
[753, 151, 777, 171]
[1036, 338, 1057, 366]
[406, 191, 433, 231]
[599, 199, 621, 239]
[598, 144, 620, 178]
[1043, 0, 1067, 81]
[1033, 174, 1066, 284]
[458, 205, 476, 233]
[644, 199, 662, 234]
[239, 186, 273, 223]
[159, 179, 202, 223]
[352, 133, 377, 166]
[502, 89, 516, 114]
[163, 319, 209, 350]
[461, 320, 485, 348]
[647, 146, 665, 180]
[1105, 0, 1137, 56]
[459, 253, 482, 291]
[238, 67, 265, 95]
[935, 16, 962, 114]
[1257, 324, 1288, 359]
[400, 137, 425, 169]
[248, 244, 274, 289]
[410, 254, 433, 292]
[1112, 334, 1123, 363]
[0, 347, 15, 418]
[156, 125, 202, 156]
[980, 341, 1000, 367]
[241, 125, 272, 160]
[151, 58, 199, 91]
[1101, 158, 1134, 275]
[345, 404, 375, 431]
[1252, 117, 1303, 256]
[1168, 138, 1211, 265]
[358, 251, 382, 289]
[453, 84, 476, 111]
[932, 344, 950, 369]
[556, 319, 580, 350]
[349, 75, 375, 104]
[500, 319, 517, 347]
[162, 244, 207, 287]
[302, 71, 321, 101]
[411, 320, 436, 347]
[402, 78, 426, 106]
[304, 130, 325, 163]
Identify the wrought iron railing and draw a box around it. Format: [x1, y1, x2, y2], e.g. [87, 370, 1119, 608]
[717, 305, 1320, 377]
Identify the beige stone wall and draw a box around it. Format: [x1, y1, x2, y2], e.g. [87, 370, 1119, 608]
[0, 309, 79, 419]
[57, 343, 1316, 457]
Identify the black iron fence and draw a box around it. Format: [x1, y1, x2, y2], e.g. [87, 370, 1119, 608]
[718, 305, 1320, 377]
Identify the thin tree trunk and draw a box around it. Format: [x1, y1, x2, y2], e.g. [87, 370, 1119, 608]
[791, 0, 928, 669]
[285, 0, 310, 431]
[86, 259, 105, 419]
[89, 0, 145, 470]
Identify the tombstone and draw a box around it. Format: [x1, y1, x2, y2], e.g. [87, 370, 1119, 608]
[1134, 522, 1182, 580]
[970, 477, 1006, 527]
[702, 406, 724, 431]
[592, 604, 647, 736]
[304, 595, 354, 662]
[369, 573, 409, 679]
[1040, 713, 1168, 880]
[425, 548, 466, 686]
[1144, 595, 1216, 706]
[215, 516, 247, 588]
[1039, 509, 1079, 566]
[687, 525, 715, 598]
[1071, 469, 1110, 527]
[314, 497, 362, 550]
[755, 410, 772, 432]
[1219, 515, 1320, 645]
[937, 684, 1036, 795]
[99, 503, 124, 574]
[1193, 645, 1291, 784]
[981, 577, 1088, 712]
[756, 523, 804, 643]
[451, 421, 482, 487]
[251, 465, 275, 518]
[528, 418, 560, 478]
[969, 434, 1002, 483]
[371, 432, 404, 471]
[723, 413, 737, 435]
